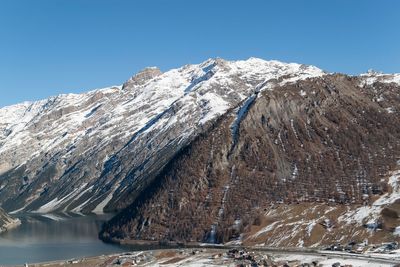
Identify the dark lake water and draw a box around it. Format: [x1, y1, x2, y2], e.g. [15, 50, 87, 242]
[0, 213, 128, 266]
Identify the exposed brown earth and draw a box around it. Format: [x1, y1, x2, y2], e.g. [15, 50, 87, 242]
[242, 203, 398, 247]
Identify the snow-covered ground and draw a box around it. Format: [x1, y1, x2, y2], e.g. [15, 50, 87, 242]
[32, 248, 398, 267]
[360, 71, 400, 86]
[339, 168, 400, 227]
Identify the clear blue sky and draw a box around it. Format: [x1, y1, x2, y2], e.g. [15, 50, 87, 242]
[0, 0, 399, 107]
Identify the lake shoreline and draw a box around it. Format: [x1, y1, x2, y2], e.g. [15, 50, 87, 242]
[0, 217, 21, 234]
[0, 213, 127, 266]
[0, 208, 21, 234]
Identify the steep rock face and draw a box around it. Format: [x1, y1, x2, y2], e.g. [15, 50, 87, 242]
[0, 58, 324, 214]
[100, 74, 400, 246]
[122, 67, 162, 88]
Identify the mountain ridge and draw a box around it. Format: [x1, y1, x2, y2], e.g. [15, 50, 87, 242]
[0, 57, 325, 215]
[1, 57, 400, 247]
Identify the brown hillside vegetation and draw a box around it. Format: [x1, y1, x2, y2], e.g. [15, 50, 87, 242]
[100, 74, 400, 246]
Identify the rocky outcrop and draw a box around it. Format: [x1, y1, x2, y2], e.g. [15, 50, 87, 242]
[122, 67, 162, 88]
[100, 74, 400, 246]
[0, 208, 20, 233]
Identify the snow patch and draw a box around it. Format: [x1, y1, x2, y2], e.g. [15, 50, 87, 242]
[339, 170, 400, 225]
[198, 93, 230, 124]
[252, 221, 279, 238]
[360, 71, 400, 86]
[35, 184, 88, 213]
[92, 185, 119, 214]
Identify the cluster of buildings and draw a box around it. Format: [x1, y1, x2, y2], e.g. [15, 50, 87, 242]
[326, 241, 399, 255]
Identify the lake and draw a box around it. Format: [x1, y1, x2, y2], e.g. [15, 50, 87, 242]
[0, 213, 128, 266]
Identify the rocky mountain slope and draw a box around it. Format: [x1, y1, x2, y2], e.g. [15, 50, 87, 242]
[0, 58, 324, 214]
[100, 72, 400, 246]
[1, 57, 400, 247]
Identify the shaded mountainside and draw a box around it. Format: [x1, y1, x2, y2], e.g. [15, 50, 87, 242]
[100, 74, 400, 246]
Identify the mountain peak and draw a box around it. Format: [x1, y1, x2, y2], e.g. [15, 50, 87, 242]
[199, 57, 227, 67]
[122, 67, 163, 89]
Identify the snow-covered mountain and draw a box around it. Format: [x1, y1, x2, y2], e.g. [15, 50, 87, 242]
[2, 57, 400, 247]
[0, 57, 325, 214]
[99, 69, 400, 246]
[0, 58, 400, 249]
